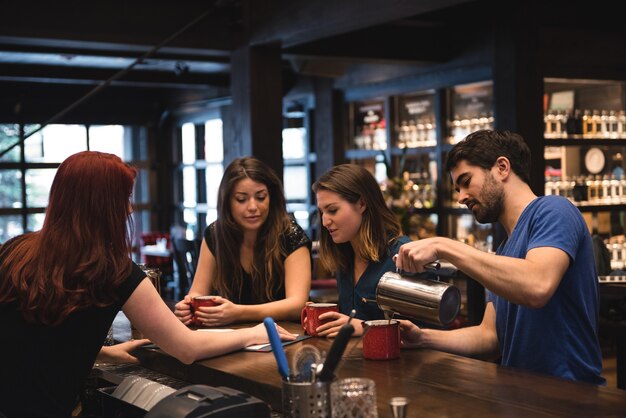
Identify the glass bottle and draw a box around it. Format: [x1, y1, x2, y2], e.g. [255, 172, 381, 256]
[582, 110, 593, 138]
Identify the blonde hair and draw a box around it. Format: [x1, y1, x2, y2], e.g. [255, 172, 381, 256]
[312, 164, 402, 274]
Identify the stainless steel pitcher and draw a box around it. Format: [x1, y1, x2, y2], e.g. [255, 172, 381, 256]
[375, 271, 461, 326]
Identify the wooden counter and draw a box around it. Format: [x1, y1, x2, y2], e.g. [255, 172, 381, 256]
[129, 321, 626, 417]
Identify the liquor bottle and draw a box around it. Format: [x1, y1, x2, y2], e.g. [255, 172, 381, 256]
[586, 175, 598, 202]
[416, 119, 426, 146]
[408, 120, 418, 148]
[544, 111, 555, 138]
[600, 110, 610, 138]
[610, 174, 621, 203]
[567, 109, 583, 136]
[398, 120, 409, 148]
[555, 110, 567, 138]
[608, 110, 618, 139]
[593, 175, 603, 202]
[425, 118, 436, 146]
[582, 110, 593, 138]
[601, 174, 611, 204]
[591, 110, 601, 138]
[618, 110, 626, 137]
[572, 176, 588, 202]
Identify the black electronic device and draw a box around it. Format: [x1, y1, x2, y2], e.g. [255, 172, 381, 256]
[145, 384, 271, 418]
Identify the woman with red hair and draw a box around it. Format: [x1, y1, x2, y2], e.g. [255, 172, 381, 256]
[0, 151, 294, 418]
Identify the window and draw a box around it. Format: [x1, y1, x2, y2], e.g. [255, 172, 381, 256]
[177, 119, 224, 240]
[283, 117, 311, 231]
[0, 123, 149, 244]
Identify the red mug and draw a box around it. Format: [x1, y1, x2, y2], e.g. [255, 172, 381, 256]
[191, 296, 218, 326]
[362, 319, 400, 360]
[301, 303, 339, 336]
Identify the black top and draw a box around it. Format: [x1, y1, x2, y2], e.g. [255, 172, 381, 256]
[204, 219, 311, 304]
[0, 235, 146, 418]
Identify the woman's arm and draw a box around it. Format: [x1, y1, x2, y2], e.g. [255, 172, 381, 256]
[124, 279, 295, 364]
[96, 339, 151, 364]
[174, 239, 216, 324]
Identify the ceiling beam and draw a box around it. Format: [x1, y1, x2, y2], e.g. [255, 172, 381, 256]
[0, 63, 230, 89]
[249, 0, 476, 47]
[283, 24, 461, 63]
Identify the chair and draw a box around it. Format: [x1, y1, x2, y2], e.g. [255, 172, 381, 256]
[172, 238, 201, 298]
[140, 232, 174, 298]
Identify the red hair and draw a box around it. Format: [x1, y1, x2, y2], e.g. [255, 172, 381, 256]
[0, 151, 137, 325]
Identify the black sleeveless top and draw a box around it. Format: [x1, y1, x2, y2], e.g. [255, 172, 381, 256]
[204, 219, 311, 304]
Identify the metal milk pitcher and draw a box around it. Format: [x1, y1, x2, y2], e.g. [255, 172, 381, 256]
[375, 271, 461, 326]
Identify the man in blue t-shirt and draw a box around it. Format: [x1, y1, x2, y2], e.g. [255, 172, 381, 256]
[395, 129, 605, 385]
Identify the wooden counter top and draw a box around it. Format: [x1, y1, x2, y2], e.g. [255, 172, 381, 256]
[131, 321, 626, 417]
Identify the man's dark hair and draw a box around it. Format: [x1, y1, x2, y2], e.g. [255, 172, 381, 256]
[445, 129, 532, 185]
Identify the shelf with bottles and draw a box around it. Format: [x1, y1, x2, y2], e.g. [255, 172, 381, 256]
[447, 81, 494, 145]
[543, 78, 626, 141]
[394, 91, 437, 150]
[383, 147, 438, 205]
[347, 99, 387, 153]
[544, 143, 626, 208]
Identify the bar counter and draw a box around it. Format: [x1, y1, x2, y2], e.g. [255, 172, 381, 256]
[124, 321, 626, 417]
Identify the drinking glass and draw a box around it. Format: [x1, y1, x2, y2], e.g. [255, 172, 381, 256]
[330, 377, 378, 418]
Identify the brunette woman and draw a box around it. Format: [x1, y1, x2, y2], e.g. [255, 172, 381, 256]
[310, 164, 410, 337]
[0, 151, 294, 418]
[174, 157, 311, 326]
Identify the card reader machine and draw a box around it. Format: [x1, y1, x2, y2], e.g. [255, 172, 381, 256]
[145, 385, 270, 418]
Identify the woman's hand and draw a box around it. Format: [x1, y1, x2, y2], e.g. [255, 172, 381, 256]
[96, 339, 151, 364]
[315, 312, 363, 338]
[399, 319, 424, 348]
[194, 296, 240, 327]
[245, 322, 297, 346]
[174, 295, 193, 325]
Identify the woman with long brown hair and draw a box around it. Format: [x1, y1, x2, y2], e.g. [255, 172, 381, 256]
[174, 156, 311, 326]
[0, 151, 294, 418]
[309, 163, 410, 337]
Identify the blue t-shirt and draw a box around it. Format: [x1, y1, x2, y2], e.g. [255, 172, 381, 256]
[489, 195, 605, 384]
[337, 236, 411, 320]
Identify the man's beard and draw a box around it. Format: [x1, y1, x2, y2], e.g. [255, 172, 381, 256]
[472, 172, 504, 224]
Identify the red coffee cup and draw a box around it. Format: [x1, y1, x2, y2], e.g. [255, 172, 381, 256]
[362, 319, 400, 360]
[191, 296, 218, 326]
[301, 303, 339, 336]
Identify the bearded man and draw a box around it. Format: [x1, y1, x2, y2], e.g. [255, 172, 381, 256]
[395, 129, 605, 385]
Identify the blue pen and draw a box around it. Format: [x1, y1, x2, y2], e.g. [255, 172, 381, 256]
[263, 317, 290, 381]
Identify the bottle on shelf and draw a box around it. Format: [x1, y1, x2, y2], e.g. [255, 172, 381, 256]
[610, 174, 621, 204]
[591, 110, 601, 138]
[397, 120, 409, 148]
[608, 110, 619, 139]
[601, 174, 611, 204]
[425, 118, 437, 146]
[572, 176, 588, 202]
[618, 110, 626, 137]
[582, 110, 593, 138]
[565, 109, 583, 137]
[600, 110, 611, 139]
